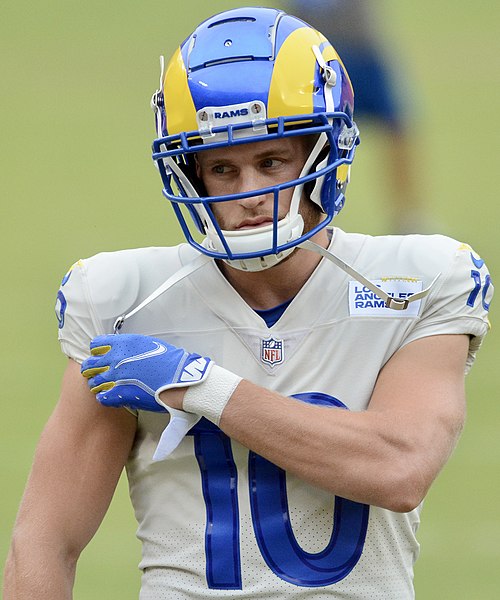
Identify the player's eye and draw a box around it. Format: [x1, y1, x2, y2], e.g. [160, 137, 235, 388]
[261, 158, 282, 169]
[211, 164, 234, 175]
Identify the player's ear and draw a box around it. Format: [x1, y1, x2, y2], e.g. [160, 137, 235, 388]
[191, 154, 207, 197]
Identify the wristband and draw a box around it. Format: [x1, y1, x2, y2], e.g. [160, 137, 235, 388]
[183, 364, 242, 424]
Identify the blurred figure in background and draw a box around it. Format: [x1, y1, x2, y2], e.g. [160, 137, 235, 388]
[288, 0, 428, 233]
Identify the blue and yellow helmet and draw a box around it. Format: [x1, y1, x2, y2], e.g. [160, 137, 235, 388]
[152, 7, 359, 271]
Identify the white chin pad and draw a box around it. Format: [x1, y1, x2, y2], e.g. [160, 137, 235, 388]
[204, 212, 304, 272]
[224, 248, 294, 272]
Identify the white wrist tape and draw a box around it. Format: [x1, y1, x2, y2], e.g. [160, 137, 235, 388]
[183, 364, 242, 425]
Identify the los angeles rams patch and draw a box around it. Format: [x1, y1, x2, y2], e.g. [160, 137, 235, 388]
[349, 279, 423, 317]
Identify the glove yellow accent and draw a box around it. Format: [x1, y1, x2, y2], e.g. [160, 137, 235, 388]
[90, 381, 115, 394]
[81, 365, 110, 379]
[91, 344, 111, 356]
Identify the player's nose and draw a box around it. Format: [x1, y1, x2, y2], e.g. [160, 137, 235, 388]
[236, 168, 270, 208]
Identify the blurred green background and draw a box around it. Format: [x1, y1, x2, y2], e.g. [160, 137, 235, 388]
[1, 1, 498, 598]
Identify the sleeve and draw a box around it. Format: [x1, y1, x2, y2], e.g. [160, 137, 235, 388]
[55, 259, 106, 364]
[55, 257, 142, 418]
[403, 242, 493, 373]
[54, 247, 178, 365]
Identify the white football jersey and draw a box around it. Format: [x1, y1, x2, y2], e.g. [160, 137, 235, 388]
[56, 228, 492, 599]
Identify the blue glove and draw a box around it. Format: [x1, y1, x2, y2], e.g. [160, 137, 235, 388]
[81, 334, 213, 412]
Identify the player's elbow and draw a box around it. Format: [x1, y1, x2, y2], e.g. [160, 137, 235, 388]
[381, 416, 465, 512]
[8, 522, 82, 578]
[381, 485, 425, 513]
[377, 460, 430, 513]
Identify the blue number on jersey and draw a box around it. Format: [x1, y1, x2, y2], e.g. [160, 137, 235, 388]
[55, 290, 67, 329]
[188, 392, 369, 589]
[192, 423, 241, 589]
[467, 253, 492, 311]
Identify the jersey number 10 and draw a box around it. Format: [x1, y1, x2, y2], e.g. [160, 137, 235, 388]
[188, 392, 369, 589]
[468, 270, 492, 310]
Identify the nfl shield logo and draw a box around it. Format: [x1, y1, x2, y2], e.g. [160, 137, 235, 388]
[261, 337, 284, 367]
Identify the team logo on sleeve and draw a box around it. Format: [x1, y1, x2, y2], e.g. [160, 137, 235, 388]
[60, 260, 83, 286]
[261, 337, 284, 367]
[55, 290, 67, 329]
[349, 278, 423, 317]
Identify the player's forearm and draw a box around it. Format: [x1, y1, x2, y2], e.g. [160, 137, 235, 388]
[3, 538, 76, 600]
[218, 380, 425, 511]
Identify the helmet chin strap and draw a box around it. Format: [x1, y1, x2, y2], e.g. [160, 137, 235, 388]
[113, 252, 212, 333]
[299, 239, 440, 310]
[113, 236, 439, 334]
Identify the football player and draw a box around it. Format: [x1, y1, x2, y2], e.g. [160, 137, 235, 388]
[4, 7, 493, 600]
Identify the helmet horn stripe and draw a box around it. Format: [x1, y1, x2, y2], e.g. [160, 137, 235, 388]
[268, 27, 320, 118]
[164, 47, 198, 135]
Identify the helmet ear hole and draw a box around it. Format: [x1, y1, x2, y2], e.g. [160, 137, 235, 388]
[176, 156, 207, 198]
[305, 143, 330, 209]
[176, 157, 208, 234]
